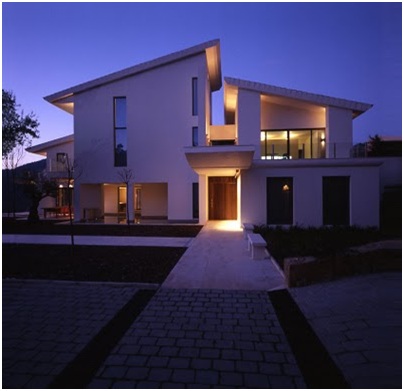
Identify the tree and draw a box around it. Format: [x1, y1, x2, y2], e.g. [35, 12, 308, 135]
[2, 89, 39, 157]
[3, 144, 26, 218]
[117, 168, 134, 229]
[368, 134, 383, 157]
[64, 155, 82, 249]
[23, 171, 58, 222]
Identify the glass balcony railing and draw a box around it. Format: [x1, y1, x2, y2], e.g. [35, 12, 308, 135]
[260, 142, 355, 160]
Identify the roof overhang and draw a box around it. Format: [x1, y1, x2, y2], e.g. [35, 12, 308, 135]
[224, 77, 373, 123]
[184, 145, 255, 176]
[45, 40, 222, 113]
[26, 134, 74, 156]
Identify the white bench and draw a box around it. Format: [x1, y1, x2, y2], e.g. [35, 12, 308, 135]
[247, 233, 268, 260]
[242, 222, 255, 240]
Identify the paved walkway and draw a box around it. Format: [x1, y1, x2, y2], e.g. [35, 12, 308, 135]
[2, 234, 193, 248]
[2, 222, 402, 388]
[291, 272, 402, 389]
[163, 221, 286, 291]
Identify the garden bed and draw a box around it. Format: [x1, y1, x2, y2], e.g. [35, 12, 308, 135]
[2, 219, 202, 237]
[254, 225, 401, 287]
[3, 244, 186, 283]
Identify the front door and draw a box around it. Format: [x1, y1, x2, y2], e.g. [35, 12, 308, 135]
[208, 177, 237, 220]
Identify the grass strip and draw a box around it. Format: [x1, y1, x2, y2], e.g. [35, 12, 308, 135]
[268, 289, 350, 389]
[48, 289, 156, 389]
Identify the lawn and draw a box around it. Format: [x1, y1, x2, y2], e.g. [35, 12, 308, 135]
[2, 218, 199, 283]
[2, 219, 202, 237]
[3, 244, 186, 283]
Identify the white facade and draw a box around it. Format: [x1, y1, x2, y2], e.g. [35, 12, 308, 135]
[28, 39, 387, 227]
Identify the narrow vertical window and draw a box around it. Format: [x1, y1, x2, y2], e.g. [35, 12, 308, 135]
[192, 183, 199, 219]
[192, 127, 199, 147]
[114, 97, 127, 167]
[192, 77, 198, 116]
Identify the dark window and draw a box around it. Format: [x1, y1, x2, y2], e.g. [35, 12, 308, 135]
[192, 182, 199, 219]
[267, 177, 293, 225]
[192, 127, 199, 146]
[56, 153, 68, 171]
[323, 176, 350, 225]
[114, 97, 127, 167]
[192, 77, 198, 116]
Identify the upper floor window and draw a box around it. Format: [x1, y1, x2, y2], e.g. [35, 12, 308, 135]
[56, 152, 68, 171]
[261, 129, 325, 160]
[114, 97, 127, 167]
[192, 127, 199, 147]
[192, 77, 198, 116]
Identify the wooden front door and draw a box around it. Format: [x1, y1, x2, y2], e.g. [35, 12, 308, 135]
[208, 177, 237, 220]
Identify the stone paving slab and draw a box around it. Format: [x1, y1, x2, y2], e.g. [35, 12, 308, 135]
[2, 279, 140, 389]
[90, 289, 305, 389]
[291, 272, 402, 389]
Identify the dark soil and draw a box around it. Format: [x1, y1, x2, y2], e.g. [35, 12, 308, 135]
[3, 244, 186, 283]
[2, 219, 202, 237]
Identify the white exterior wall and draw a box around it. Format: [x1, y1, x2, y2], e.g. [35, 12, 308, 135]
[141, 183, 168, 217]
[261, 101, 325, 130]
[241, 162, 380, 228]
[326, 106, 353, 158]
[73, 54, 208, 221]
[237, 89, 261, 158]
[45, 141, 74, 172]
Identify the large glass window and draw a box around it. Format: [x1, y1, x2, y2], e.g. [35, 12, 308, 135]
[261, 129, 325, 160]
[192, 77, 198, 116]
[114, 97, 127, 167]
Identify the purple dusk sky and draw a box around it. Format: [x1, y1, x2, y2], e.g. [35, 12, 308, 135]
[3, 2, 402, 164]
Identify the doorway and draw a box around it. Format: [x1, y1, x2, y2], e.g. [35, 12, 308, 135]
[208, 177, 237, 220]
[267, 177, 293, 225]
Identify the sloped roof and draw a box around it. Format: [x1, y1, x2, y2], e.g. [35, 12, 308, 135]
[45, 40, 222, 109]
[26, 134, 74, 156]
[225, 77, 373, 117]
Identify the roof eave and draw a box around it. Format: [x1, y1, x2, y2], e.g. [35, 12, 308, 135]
[224, 77, 373, 115]
[45, 39, 222, 104]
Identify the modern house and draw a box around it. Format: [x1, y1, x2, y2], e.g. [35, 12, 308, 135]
[28, 39, 391, 227]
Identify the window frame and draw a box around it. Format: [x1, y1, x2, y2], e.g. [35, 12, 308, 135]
[113, 97, 127, 167]
[192, 77, 198, 116]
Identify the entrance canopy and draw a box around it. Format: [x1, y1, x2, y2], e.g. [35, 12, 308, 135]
[184, 145, 255, 176]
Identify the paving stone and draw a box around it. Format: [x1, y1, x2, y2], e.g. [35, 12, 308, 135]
[147, 356, 169, 368]
[244, 372, 270, 388]
[87, 378, 113, 389]
[125, 366, 149, 381]
[195, 370, 220, 385]
[220, 371, 243, 387]
[171, 369, 195, 383]
[236, 360, 258, 373]
[148, 368, 173, 382]
[168, 357, 190, 369]
[191, 358, 212, 370]
[111, 380, 136, 388]
[213, 359, 235, 372]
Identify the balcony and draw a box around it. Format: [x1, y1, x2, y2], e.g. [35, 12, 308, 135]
[208, 125, 237, 146]
[184, 145, 255, 176]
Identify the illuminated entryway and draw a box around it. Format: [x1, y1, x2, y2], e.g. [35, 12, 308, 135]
[208, 177, 237, 220]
